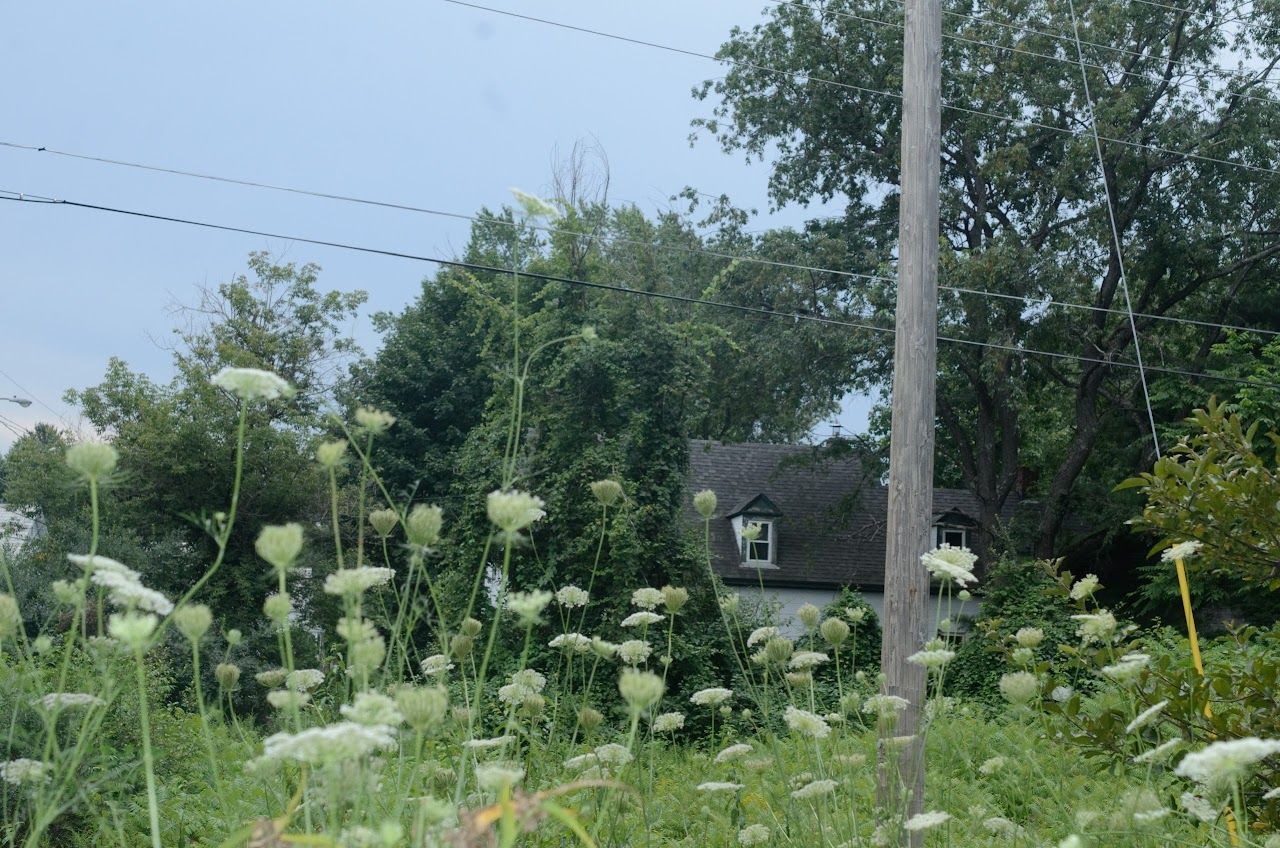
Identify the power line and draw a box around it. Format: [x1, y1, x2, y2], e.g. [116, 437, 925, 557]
[0, 367, 81, 437]
[1068, 0, 1162, 456]
[764, 0, 1280, 110]
[442, 0, 1280, 178]
[3, 189, 1278, 392]
[5, 140, 1277, 340]
[0, 413, 29, 439]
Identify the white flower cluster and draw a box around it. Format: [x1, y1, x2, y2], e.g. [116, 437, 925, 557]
[1, 758, 49, 786]
[1174, 737, 1280, 793]
[555, 585, 589, 608]
[690, 687, 733, 707]
[921, 545, 978, 587]
[211, 367, 292, 401]
[903, 810, 951, 832]
[486, 490, 546, 534]
[1101, 653, 1150, 686]
[617, 639, 652, 666]
[70, 554, 173, 615]
[1161, 540, 1204, 563]
[715, 743, 753, 764]
[549, 633, 592, 653]
[791, 778, 838, 800]
[323, 567, 395, 597]
[652, 712, 685, 733]
[260, 721, 396, 765]
[631, 588, 665, 610]
[746, 626, 778, 647]
[783, 706, 831, 739]
[498, 668, 547, 706]
[788, 651, 830, 670]
[339, 692, 404, 727]
[421, 654, 454, 676]
[621, 611, 663, 628]
[32, 692, 105, 711]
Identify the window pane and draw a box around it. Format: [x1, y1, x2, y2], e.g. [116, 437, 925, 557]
[944, 529, 966, 547]
[757, 522, 770, 541]
[749, 540, 770, 561]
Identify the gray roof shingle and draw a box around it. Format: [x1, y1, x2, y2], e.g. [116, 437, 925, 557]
[686, 440, 1013, 589]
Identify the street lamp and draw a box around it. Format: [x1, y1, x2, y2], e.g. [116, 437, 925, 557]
[1, 397, 32, 407]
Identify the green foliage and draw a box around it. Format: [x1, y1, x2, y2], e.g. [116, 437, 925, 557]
[693, 0, 1280, 553]
[821, 586, 882, 672]
[56, 254, 366, 630]
[1121, 399, 1280, 592]
[947, 557, 1077, 702]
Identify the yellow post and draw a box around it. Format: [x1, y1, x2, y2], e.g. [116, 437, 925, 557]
[1175, 556, 1238, 845]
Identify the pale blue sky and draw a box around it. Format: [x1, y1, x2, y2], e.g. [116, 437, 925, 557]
[0, 1, 871, 451]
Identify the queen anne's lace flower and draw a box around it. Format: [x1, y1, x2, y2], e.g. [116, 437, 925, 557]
[1072, 611, 1117, 644]
[1126, 700, 1168, 734]
[631, 588, 665, 610]
[486, 490, 545, 533]
[921, 545, 978, 587]
[1174, 737, 1280, 792]
[784, 706, 831, 739]
[108, 611, 158, 648]
[549, 633, 592, 653]
[591, 743, 633, 766]
[903, 810, 951, 832]
[555, 585, 589, 608]
[652, 712, 685, 733]
[32, 693, 105, 711]
[1135, 738, 1182, 764]
[506, 590, 553, 626]
[211, 367, 292, 401]
[788, 651, 830, 670]
[617, 640, 652, 666]
[690, 687, 733, 707]
[737, 824, 770, 846]
[323, 567, 395, 597]
[421, 654, 454, 676]
[340, 692, 404, 727]
[862, 694, 909, 719]
[907, 648, 955, 669]
[1069, 573, 1101, 600]
[621, 611, 664, 628]
[475, 762, 524, 792]
[715, 743, 753, 764]
[286, 669, 325, 692]
[261, 721, 395, 764]
[791, 778, 838, 800]
[462, 735, 515, 750]
[746, 626, 778, 647]
[72, 555, 173, 615]
[0, 758, 49, 786]
[1161, 540, 1204, 563]
[697, 781, 744, 793]
[978, 756, 1006, 775]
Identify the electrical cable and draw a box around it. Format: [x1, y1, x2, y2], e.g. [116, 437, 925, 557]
[1068, 0, 1163, 455]
[4, 189, 1279, 391]
[442, 0, 1280, 178]
[4, 140, 1277, 338]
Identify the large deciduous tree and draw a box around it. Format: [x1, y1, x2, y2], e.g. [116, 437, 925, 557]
[693, 0, 1280, 553]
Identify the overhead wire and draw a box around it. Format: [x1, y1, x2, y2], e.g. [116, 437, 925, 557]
[1067, 0, 1163, 455]
[3, 140, 1278, 339]
[442, 0, 1280, 178]
[3, 189, 1279, 392]
[763, 0, 1280, 109]
[0, 367, 82, 438]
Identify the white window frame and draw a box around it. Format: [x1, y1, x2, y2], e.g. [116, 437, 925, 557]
[934, 525, 969, 549]
[741, 518, 775, 566]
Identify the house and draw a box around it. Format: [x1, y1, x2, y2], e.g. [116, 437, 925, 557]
[686, 439, 1016, 634]
[0, 503, 46, 560]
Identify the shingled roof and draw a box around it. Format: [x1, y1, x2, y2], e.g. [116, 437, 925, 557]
[686, 439, 1011, 590]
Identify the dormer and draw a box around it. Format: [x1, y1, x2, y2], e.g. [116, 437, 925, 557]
[728, 493, 783, 567]
[931, 508, 978, 551]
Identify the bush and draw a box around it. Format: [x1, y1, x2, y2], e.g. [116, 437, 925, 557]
[947, 557, 1077, 703]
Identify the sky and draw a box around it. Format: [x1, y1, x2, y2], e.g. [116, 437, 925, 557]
[0, 1, 872, 452]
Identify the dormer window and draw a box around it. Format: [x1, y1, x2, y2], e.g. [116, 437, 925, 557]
[930, 508, 977, 554]
[935, 526, 968, 549]
[743, 520, 774, 564]
[728, 493, 783, 568]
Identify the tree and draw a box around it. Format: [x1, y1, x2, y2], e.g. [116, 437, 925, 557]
[64, 253, 367, 626]
[693, 0, 1280, 554]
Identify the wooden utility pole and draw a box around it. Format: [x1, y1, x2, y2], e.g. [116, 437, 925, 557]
[878, 0, 941, 838]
